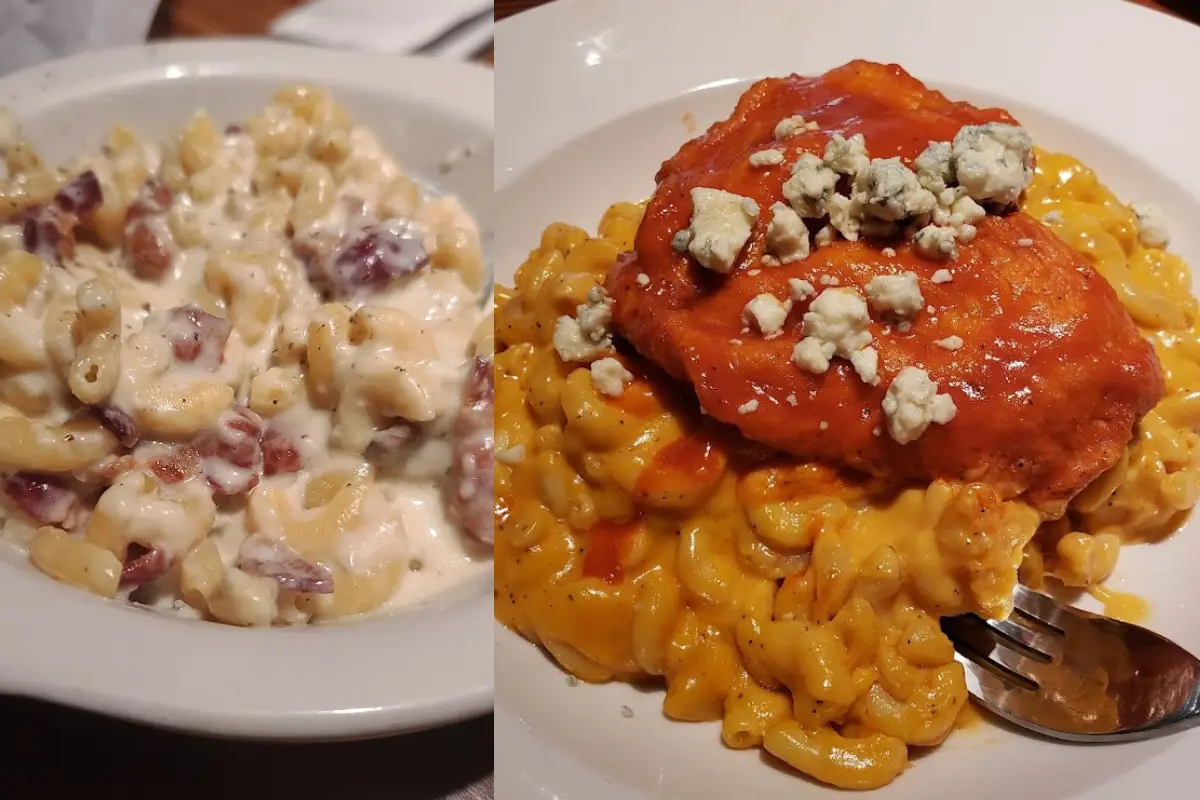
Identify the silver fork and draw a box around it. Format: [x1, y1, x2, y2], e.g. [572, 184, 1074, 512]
[940, 584, 1200, 742]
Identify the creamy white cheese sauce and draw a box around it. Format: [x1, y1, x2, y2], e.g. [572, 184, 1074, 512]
[0, 96, 491, 623]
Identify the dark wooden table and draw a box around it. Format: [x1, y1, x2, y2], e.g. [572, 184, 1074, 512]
[162, 0, 494, 61]
[496, 0, 543, 18]
[0, 697, 493, 798]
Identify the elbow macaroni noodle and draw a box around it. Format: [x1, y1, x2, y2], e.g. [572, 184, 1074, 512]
[494, 150, 1200, 789]
[67, 278, 122, 405]
[1020, 151, 1200, 595]
[0, 86, 489, 625]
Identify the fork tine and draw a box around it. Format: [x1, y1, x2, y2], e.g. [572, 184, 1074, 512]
[982, 635, 1053, 681]
[950, 586, 1200, 742]
[953, 649, 1036, 700]
[943, 614, 1048, 682]
[983, 617, 1059, 663]
[1012, 585, 1069, 633]
[942, 615, 1039, 687]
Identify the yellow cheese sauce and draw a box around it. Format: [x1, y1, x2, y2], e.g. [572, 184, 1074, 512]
[1088, 585, 1151, 625]
[494, 148, 1200, 790]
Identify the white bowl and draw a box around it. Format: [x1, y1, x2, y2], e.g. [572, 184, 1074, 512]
[0, 39, 493, 740]
[494, 0, 1200, 797]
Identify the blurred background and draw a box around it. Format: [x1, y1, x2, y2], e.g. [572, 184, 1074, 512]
[496, 0, 1196, 23]
[0, 0, 494, 76]
[0, 2, 493, 800]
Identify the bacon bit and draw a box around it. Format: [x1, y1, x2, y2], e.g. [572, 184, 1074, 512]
[144, 409, 266, 496]
[239, 533, 334, 594]
[312, 221, 429, 298]
[262, 425, 302, 476]
[20, 203, 76, 265]
[197, 410, 262, 467]
[289, 198, 362, 275]
[223, 123, 245, 136]
[125, 222, 172, 279]
[149, 447, 200, 484]
[123, 180, 174, 279]
[192, 408, 264, 496]
[77, 454, 137, 484]
[54, 171, 103, 217]
[121, 543, 170, 586]
[13, 171, 104, 266]
[162, 306, 232, 370]
[451, 357, 494, 544]
[2, 473, 79, 525]
[126, 180, 172, 222]
[93, 405, 139, 448]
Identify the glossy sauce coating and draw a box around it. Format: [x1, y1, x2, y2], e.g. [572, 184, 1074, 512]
[634, 432, 726, 502]
[580, 518, 636, 584]
[608, 61, 1163, 509]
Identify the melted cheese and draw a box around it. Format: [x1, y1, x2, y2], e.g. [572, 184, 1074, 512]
[0, 90, 490, 623]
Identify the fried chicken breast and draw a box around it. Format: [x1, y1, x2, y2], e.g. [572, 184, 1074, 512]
[607, 61, 1163, 509]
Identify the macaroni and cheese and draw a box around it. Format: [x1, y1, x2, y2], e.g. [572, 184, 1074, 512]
[0, 87, 492, 625]
[495, 64, 1197, 790]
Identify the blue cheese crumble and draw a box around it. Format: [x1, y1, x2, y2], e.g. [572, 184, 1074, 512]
[765, 202, 811, 265]
[850, 346, 880, 386]
[882, 366, 957, 444]
[686, 188, 759, 272]
[951, 123, 1034, 207]
[590, 357, 634, 397]
[828, 193, 861, 241]
[774, 115, 810, 139]
[749, 148, 786, 167]
[1130, 201, 1169, 248]
[853, 158, 937, 223]
[793, 287, 873, 376]
[743, 293, 793, 339]
[758, 201, 806, 267]
[914, 224, 959, 260]
[865, 272, 924, 317]
[783, 153, 838, 218]
[935, 335, 964, 351]
[789, 278, 816, 302]
[553, 287, 614, 363]
[914, 141, 954, 193]
[824, 133, 870, 176]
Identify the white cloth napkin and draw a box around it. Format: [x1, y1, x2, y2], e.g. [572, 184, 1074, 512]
[270, 0, 493, 58]
[0, 0, 158, 76]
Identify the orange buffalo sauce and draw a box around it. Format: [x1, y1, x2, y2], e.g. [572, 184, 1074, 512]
[635, 432, 727, 502]
[581, 519, 638, 584]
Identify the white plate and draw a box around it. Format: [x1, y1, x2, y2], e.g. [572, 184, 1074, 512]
[0, 39, 494, 741]
[493, 1, 1200, 797]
